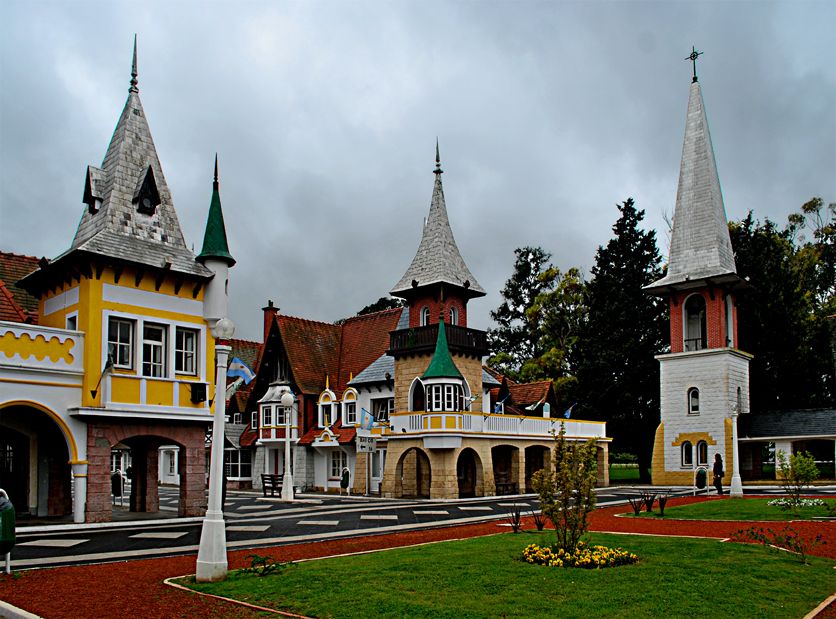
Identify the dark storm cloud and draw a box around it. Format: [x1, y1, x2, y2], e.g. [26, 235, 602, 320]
[1, 1, 834, 340]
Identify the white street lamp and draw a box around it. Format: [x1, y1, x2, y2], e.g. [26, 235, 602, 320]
[196, 317, 235, 582]
[281, 390, 295, 502]
[729, 403, 743, 497]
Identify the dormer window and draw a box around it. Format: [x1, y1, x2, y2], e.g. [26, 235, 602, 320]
[342, 390, 358, 425]
[83, 165, 104, 214]
[683, 294, 707, 351]
[318, 390, 336, 427]
[133, 165, 161, 215]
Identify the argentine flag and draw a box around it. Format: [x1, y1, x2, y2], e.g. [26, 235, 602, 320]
[227, 357, 255, 384]
[359, 407, 375, 430]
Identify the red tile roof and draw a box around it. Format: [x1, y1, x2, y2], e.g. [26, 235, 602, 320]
[297, 419, 357, 445]
[508, 381, 552, 406]
[0, 252, 40, 323]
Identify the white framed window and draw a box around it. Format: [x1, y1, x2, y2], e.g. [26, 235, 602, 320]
[681, 441, 693, 467]
[330, 450, 347, 479]
[175, 327, 198, 375]
[275, 404, 287, 426]
[449, 306, 459, 326]
[262, 405, 273, 427]
[372, 397, 394, 422]
[344, 401, 357, 425]
[233, 412, 242, 424]
[697, 441, 708, 466]
[251, 411, 258, 430]
[444, 384, 458, 411]
[427, 385, 443, 411]
[224, 448, 252, 479]
[420, 306, 430, 326]
[108, 317, 134, 369]
[688, 388, 700, 415]
[142, 322, 167, 377]
[168, 452, 175, 475]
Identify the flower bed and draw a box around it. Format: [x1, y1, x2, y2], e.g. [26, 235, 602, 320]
[767, 498, 826, 508]
[522, 540, 638, 569]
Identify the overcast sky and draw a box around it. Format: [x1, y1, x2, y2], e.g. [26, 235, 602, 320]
[1, 1, 834, 342]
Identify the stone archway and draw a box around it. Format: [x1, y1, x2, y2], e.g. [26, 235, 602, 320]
[396, 447, 431, 498]
[491, 445, 520, 495]
[86, 421, 207, 523]
[524, 445, 550, 492]
[456, 448, 482, 498]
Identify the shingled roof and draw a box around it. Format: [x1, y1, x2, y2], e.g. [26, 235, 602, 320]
[739, 409, 836, 440]
[0, 252, 40, 322]
[391, 147, 484, 299]
[646, 78, 739, 293]
[39, 39, 212, 283]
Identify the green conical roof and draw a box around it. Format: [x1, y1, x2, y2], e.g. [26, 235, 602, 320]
[422, 318, 462, 379]
[197, 155, 235, 266]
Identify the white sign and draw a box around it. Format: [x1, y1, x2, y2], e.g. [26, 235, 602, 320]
[357, 436, 377, 453]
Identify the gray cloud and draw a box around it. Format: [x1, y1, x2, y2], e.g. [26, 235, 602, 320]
[1, 1, 834, 340]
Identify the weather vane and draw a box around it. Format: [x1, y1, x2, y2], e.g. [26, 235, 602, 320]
[685, 46, 703, 83]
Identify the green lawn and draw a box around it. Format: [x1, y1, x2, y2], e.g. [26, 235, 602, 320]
[630, 497, 836, 521]
[181, 532, 835, 618]
[608, 464, 640, 482]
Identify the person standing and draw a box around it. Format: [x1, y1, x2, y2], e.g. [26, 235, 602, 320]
[713, 453, 724, 496]
[340, 467, 351, 496]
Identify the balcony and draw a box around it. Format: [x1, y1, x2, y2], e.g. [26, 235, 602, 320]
[389, 410, 606, 447]
[388, 324, 488, 358]
[0, 321, 85, 376]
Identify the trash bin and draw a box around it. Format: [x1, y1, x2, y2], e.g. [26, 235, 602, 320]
[0, 489, 15, 556]
[695, 468, 707, 490]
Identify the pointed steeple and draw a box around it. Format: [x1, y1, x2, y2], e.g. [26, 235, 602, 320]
[198, 154, 236, 266]
[646, 70, 738, 293]
[391, 143, 485, 298]
[422, 316, 463, 379]
[65, 36, 210, 279]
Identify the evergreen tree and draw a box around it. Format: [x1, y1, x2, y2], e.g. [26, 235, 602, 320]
[487, 246, 555, 379]
[575, 198, 667, 482]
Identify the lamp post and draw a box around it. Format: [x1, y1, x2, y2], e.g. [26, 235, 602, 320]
[281, 390, 295, 501]
[196, 317, 235, 582]
[729, 403, 743, 497]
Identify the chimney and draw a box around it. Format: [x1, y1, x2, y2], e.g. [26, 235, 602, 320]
[262, 299, 279, 344]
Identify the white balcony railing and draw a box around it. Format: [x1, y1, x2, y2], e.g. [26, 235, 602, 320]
[0, 321, 84, 375]
[390, 410, 606, 440]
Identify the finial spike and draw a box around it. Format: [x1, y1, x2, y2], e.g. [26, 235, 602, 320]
[130, 34, 138, 93]
[685, 45, 703, 83]
[434, 138, 443, 175]
[213, 153, 219, 187]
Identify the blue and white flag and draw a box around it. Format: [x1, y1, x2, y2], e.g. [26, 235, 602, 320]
[564, 402, 576, 419]
[359, 407, 375, 430]
[227, 357, 255, 384]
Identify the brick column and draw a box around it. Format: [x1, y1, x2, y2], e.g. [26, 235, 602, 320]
[86, 427, 113, 523]
[179, 443, 207, 517]
[516, 448, 526, 494]
[596, 443, 610, 487]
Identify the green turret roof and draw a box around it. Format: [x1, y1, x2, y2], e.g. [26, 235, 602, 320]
[197, 154, 235, 266]
[422, 318, 462, 379]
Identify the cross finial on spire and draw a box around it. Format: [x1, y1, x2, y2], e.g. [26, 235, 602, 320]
[213, 153, 219, 189]
[685, 45, 703, 83]
[434, 138, 443, 175]
[130, 34, 139, 93]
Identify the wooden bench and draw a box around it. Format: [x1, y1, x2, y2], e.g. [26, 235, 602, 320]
[261, 474, 282, 497]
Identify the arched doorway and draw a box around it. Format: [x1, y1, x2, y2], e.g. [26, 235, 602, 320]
[0, 404, 73, 518]
[396, 447, 431, 498]
[456, 448, 481, 498]
[491, 445, 519, 495]
[524, 445, 550, 492]
[683, 294, 707, 351]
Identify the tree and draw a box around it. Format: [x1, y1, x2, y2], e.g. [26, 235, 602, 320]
[356, 297, 404, 316]
[531, 424, 598, 553]
[730, 206, 834, 411]
[574, 198, 667, 482]
[487, 246, 555, 379]
[520, 266, 586, 400]
[776, 450, 820, 509]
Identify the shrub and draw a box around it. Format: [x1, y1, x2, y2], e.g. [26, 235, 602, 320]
[531, 511, 547, 531]
[531, 423, 598, 553]
[731, 525, 825, 565]
[522, 541, 638, 569]
[506, 504, 523, 533]
[777, 450, 820, 508]
[242, 553, 294, 577]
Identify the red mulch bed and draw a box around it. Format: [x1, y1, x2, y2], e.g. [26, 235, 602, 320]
[1, 496, 833, 618]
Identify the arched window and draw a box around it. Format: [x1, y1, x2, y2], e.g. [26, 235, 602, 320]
[697, 441, 708, 466]
[409, 378, 425, 412]
[318, 391, 336, 427]
[688, 388, 700, 414]
[449, 306, 459, 326]
[681, 441, 693, 467]
[342, 390, 357, 425]
[424, 380, 464, 412]
[420, 306, 430, 326]
[683, 294, 707, 351]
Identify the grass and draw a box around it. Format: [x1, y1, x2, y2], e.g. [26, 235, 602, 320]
[608, 464, 640, 482]
[629, 497, 836, 521]
[180, 532, 835, 618]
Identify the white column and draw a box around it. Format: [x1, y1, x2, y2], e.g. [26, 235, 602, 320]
[729, 407, 743, 497]
[281, 393, 295, 501]
[196, 331, 232, 582]
[71, 462, 88, 523]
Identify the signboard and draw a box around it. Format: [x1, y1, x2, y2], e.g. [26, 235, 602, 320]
[357, 435, 377, 453]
